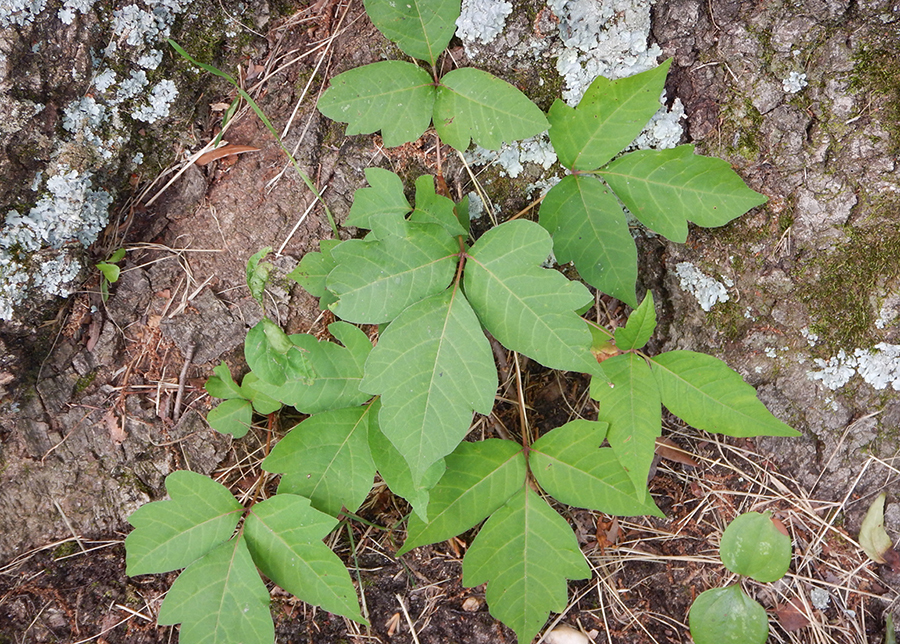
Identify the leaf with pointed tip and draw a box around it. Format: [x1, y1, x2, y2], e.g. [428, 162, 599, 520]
[689, 585, 769, 644]
[650, 351, 799, 437]
[289, 239, 340, 309]
[410, 174, 468, 237]
[590, 353, 661, 501]
[464, 219, 602, 376]
[547, 61, 670, 170]
[363, 0, 459, 66]
[361, 288, 497, 484]
[327, 222, 458, 324]
[317, 61, 435, 147]
[398, 439, 525, 556]
[246, 247, 273, 308]
[539, 174, 637, 307]
[600, 145, 768, 243]
[369, 418, 444, 522]
[251, 322, 372, 414]
[125, 471, 242, 576]
[434, 68, 549, 152]
[240, 372, 283, 415]
[207, 398, 254, 437]
[614, 291, 656, 350]
[462, 487, 590, 644]
[206, 362, 245, 400]
[245, 495, 365, 622]
[263, 405, 377, 517]
[531, 420, 663, 517]
[245, 319, 315, 387]
[157, 535, 274, 644]
[346, 167, 412, 238]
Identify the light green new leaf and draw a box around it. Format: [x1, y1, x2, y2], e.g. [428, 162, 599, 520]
[434, 68, 549, 151]
[548, 60, 670, 170]
[720, 511, 791, 582]
[317, 61, 435, 147]
[362, 0, 459, 66]
[205, 362, 245, 400]
[462, 487, 590, 644]
[251, 322, 372, 414]
[125, 470, 242, 576]
[289, 239, 340, 309]
[614, 291, 656, 350]
[327, 222, 458, 324]
[689, 585, 769, 644]
[245, 319, 315, 387]
[96, 261, 120, 283]
[246, 247, 273, 308]
[239, 372, 283, 415]
[398, 439, 526, 555]
[346, 167, 412, 238]
[361, 288, 497, 484]
[368, 417, 445, 522]
[538, 174, 638, 307]
[263, 405, 377, 517]
[464, 219, 602, 376]
[207, 398, 254, 437]
[590, 353, 661, 501]
[650, 351, 799, 437]
[860, 492, 895, 564]
[157, 535, 274, 644]
[531, 420, 663, 517]
[410, 174, 468, 237]
[600, 145, 768, 243]
[245, 494, 365, 622]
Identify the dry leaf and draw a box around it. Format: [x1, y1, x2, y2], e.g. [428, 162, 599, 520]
[655, 436, 698, 467]
[771, 516, 790, 538]
[775, 597, 810, 631]
[104, 410, 127, 444]
[860, 492, 895, 564]
[544, 624, 590, 644]
[209, 102, 232, 111]
[462, 596, 482, 612]
[196, 144, 260, 166]
[385, 612, 400, 637]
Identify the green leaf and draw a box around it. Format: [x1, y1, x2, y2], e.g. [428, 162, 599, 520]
[362, 0, 459, 66]
[240, 372, 283, 415]
[157, 535, 274, 644]
[650, 351, 799, 437]
[245, 319, 315, 387]
[398, 439, 526, 555]
[434, 68, 549, 152]
[720, 511, 791, 582]
[205, 362, 246, 400]
[245, 494, 365, 622]
[108, 247, 126, 263]
[600, 145, 768, 243]
[327, 222, 458, 324]
[125, 471, 242, 576]
[548, 60, 670, 170]
[246, 247, 273, 307]
[538, 174, 637, 307]
[207, 398, 254, 437]
[614, 291, 656, 350]
[289, 239, 340, 308]
[368, 418, 444, 522]
[251, 322, 372, 414]
[361, 288, 497, 484]
[590, 353, 661, 502]
[860, 492, 895, 564]
[464, 219, 602, 376]
[530, 419, 663, 517]
[462, 487, 590, 644]
[317, 61, 436, 147]
[263, 405, 377, 517]
[689, 585, 769, 644]
[96, 262, 121, 284]
[410, 174, 468, 237]
[346, 167, 412, 238]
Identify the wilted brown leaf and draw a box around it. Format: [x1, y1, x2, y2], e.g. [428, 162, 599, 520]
[775, 597, 809, 631]
[655, 436, 698, 467]
[196, 144, 260, 166]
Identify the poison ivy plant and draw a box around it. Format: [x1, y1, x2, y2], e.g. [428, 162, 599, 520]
[126, 1, 800, 641]
[689, 511, 792, 644]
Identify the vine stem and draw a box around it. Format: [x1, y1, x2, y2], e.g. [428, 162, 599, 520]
[512, 352, 531, 452]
